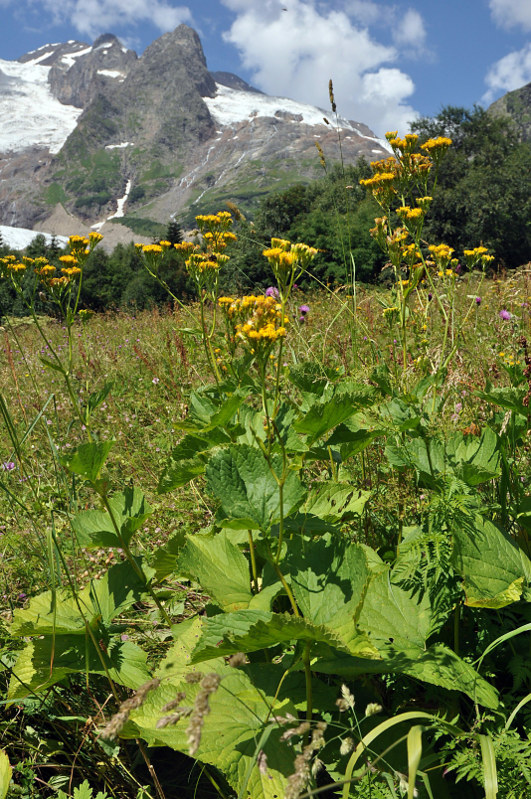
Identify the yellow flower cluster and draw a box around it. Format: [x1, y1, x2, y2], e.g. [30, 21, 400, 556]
[420, 137, 452, 154]
[428, 243, 454, 268]
[262, 238, 318, 288]
[463, 246, 494, 269]
[219, 294, 288, 348]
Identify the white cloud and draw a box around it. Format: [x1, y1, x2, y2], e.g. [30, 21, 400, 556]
[220, 0, 419, 136]
[489, 0, 531, 31]
[392, 8, 426, 49]
[483, 43, 531, 103]
[20, 0, 192, 39]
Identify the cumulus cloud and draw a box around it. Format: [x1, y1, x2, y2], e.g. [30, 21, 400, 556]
[16, 0, 192, 39]
[392, 8, 426, 49]
[483, 43, 531, 103]
[220, 0, 420, 136]
[489, 0, 531, 31]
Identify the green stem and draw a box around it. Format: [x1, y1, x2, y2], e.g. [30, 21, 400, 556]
[303, 642, 313, 728]
[248, 530, 259, 594]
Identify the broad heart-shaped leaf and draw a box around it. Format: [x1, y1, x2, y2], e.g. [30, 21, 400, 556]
[451, 514, 531, 608]
[357, 570, 433, 654]
[8, 635, 150, 700]
[157, 428, 231, 493]
[60, 441, 113, 482]
[177, 530, 253, 611]
[312, 643, 498, 709]
[294, 392, 362, 445]
[125, 617, 296, 799]
[446, 427, 501, 485]
[11, 560, 148, 636]
[300, 483, 370, 523]
[71, 487, 152, 548]
[0, 749, 11, 799]
[475, 385, 529, 418]
[387, 428, 501, 489]
[180, 387, 247, 431]
[283, 535, 375, 655]
[205, 444, 305, 531]
[190, 609, 348, 663]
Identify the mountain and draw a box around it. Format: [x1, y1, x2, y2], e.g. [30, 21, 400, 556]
[488, 81, 531, 143]
[0, 25, 390, 248]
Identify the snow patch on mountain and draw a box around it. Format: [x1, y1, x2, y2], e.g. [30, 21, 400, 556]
[0, 59, 82, 154]
[203, 83, 390, 152]
[0, 224, 68, 250]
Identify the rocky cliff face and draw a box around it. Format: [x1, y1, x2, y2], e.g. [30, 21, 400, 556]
[0, 24, 390, 244]
[488, 82, 531, 143]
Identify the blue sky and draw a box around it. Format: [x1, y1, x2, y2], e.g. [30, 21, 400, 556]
[0, 0, 530, 136]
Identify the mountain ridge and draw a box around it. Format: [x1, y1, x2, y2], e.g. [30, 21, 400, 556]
[0, 25, 392, 248]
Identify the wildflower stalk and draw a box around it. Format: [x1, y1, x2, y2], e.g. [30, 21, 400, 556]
[248, 530, 259, 593]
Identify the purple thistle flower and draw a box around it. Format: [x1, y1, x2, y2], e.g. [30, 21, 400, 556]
[298, 316, 306, 323]
[427, 292, 433, 301]
[298, 304, 310, 314]
[265, 286, 280, 298]
[499, 309, 511, 320]
[475, 296, 481, 305]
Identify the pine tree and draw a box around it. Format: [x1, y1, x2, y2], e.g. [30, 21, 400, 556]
[165, 220, 183, 245]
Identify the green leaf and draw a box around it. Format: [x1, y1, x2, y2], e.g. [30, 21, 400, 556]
[400, 644, 499, 709]
[294, 393, 359, 444]
[8, 636, 150, 700]
[11, 560, 148, 635]
[125, 617, 296, 799]
[157, 429, 230, 492]
[178, 531, 253, 612]
[126, 665, 295, 799]
[283, 535, 375, 655]
[205, 444, 305, 531]
[479, 735, 498, 799]
[476, 385, 529, 417]
[313, 644, 498, 708]
[301, 483, 370, 522]
[39, 355, 65, 374]
[60, 441, 113, 482]
[87, 380, 113, 414]
[191, 610, 346, 662]
[407, 726, 423, 799]
[181, 387, 246, 431]
[71, 487, 152, 548]
[357, 570, 432, 653]
[0, 750, 11, 799]
[451, 514, 531, 608]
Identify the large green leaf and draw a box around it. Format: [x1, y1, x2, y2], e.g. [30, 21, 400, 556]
[301, 483, 370, 523]
[312, 643, 498, 709]
[357, 570, 432, 653]
[0, 750, 11, 799]
[60, 441, 113, 482]
[157, 429, 230, 492]
[11, 561, 148, 635]
[71, 487, 152, 548]
[294, 393, 359, 444]
[386, 429, 500, 488]
[283, 535, 375, 655]
[451, 514, 531, 607]
[126, 617, 296, 799]
[191, 610, 347, 662]
[8, 635, 150, 700]
[178, 531, 253, 612]
[205, 444, 305, 530]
